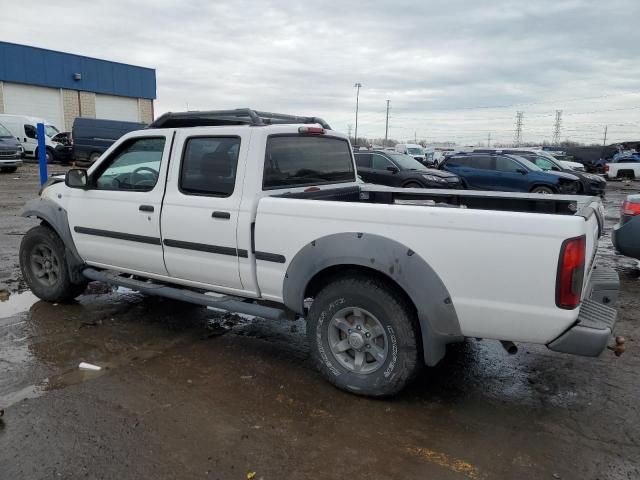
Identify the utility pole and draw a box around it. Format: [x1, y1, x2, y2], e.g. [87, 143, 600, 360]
[384, 100, 390, 147]
[552, 110, 563, 145]
[354, 83, 362, 146]
[347, 124, 353, 142]
[487, 132, 491, 148]
[414, 131, 417, 143]
[603, 125, 608, 146]
[513, 111, 524, 147]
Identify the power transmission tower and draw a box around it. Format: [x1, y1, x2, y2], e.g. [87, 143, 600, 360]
[552, 110, 563, 145]
[384, 100, 390, 147]
[513, 111, 524, 147]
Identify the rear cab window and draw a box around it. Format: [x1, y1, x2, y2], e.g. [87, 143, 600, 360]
[263, 135, 355, 190]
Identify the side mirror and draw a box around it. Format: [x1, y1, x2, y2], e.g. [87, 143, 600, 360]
[516, 169, 528, 175]
[65, 168, 89, 189]
[386, 166, 399, 173]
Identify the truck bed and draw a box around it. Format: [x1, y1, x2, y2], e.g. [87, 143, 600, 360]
[276, 184, 600, 217]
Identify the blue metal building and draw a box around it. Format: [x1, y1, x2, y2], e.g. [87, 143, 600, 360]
[0, 41, 156, 129]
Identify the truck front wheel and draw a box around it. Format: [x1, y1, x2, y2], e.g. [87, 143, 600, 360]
[307, 275, 421, 397]
[19, 225, 87, 302]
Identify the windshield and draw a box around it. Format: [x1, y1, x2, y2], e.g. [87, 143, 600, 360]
[388, 153, 428, 171]
[0, 123, 12, 137]
[406, 147, 424, 155]
[45, 124, 59, 137]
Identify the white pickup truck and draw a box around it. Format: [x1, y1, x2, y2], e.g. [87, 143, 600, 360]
[19, 109, 620, 396]
[605, 158, 640, 179]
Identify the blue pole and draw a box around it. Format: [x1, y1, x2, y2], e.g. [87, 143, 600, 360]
[37, 123, 48, 185]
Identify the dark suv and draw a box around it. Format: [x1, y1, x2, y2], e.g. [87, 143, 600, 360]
[354, 150, 462, 189]
[440, 152, 580, 194]
[474, 149, 606, 196]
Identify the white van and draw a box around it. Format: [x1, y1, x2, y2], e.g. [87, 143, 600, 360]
[395, 143, 430, 165]
[0, 114, 61, 163]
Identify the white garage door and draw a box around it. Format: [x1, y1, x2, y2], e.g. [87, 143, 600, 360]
[3, 83, 63, 129]
[95, 94, 139, 122]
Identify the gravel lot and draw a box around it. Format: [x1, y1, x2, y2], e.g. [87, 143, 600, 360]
[1, 164, 639, 479]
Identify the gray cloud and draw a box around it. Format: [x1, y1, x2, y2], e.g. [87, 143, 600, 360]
[5, 0, 640, 144]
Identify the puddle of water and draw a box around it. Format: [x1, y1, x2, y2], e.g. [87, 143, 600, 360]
[0, 291, 39, 319]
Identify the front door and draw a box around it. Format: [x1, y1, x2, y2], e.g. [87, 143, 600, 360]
[369, 153, 400, 186]
[160, 129, 249, 291]
[66, 133, 171, 276]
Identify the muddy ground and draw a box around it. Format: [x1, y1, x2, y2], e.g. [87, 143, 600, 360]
[0, 164, 639, 479]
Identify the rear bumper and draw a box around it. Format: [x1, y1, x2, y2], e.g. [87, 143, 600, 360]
[612, 218, 640, 260]
[547, 265, 619, 357]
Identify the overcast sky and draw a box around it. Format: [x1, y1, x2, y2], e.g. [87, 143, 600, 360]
[5, 0, 640, 145]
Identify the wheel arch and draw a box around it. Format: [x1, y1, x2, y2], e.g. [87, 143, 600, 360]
[21, 198, 85, 282]
[283, 232, 463, 366]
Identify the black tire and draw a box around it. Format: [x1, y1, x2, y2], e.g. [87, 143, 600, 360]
[19, 225, 87, 303]
[403, 181, 424, 189]
[307, 275, 422, 397]
[531, 185, 554, 194]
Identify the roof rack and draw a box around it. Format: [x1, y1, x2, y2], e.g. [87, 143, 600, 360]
[148, 108, 332, 130]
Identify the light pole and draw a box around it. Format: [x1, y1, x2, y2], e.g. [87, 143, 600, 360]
[354, 83, 362, 146]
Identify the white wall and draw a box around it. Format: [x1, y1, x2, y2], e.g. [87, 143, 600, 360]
[95, 94, 140, 122]
[3, 82, 63, 128]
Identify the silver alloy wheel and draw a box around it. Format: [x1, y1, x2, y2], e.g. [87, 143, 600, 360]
[30, 243, 61, 287]
[328, 307, 389, 374]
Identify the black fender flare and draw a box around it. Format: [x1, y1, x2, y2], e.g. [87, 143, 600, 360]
[21, 198, 85, 283]
[283, 232, 463, 366]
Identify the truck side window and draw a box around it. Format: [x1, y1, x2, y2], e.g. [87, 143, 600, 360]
[180, 137, 240, 197]
[24, 125, 37, 139]
[263, 136, 355, 189]
[94, 137, 165, 191]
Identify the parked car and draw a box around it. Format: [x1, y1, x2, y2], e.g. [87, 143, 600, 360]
[20, 108, 619, 397]
[612, 194, 640, 259]
[395, 143, 432, 166]
[604, 156, 640, 180]
[51, 132, 73, 164]
[0, 114, 62, 163]
[72, 117, 147, 165]
[441, 152, 581, 194]
[0, 121, 24, 173]
[354, 150, 462, 189]
[474, 149, 606, 196]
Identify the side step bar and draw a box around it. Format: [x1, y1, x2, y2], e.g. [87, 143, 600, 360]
[82, 268, 287, 321]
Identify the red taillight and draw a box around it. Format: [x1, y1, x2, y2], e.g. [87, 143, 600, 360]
[621, 200, 640, 216]
[556, 235, 586, 309]
[298, 126, 325, 134]
[604, 164, 609, 173]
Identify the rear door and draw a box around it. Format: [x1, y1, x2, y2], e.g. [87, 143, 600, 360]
[446, 155, 495, 189]
[160, 129, 250, 290]
[354, 153, 373, 182]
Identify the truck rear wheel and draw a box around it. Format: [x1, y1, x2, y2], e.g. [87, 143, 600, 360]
[307, 275, 421, 397]
[19, 225, 87, 303]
